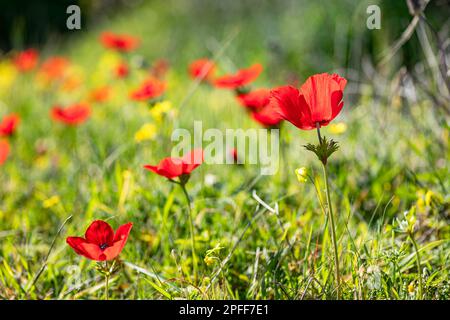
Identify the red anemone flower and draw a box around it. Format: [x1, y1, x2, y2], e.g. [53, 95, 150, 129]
[188, 58, 216, 81]
[236, 88, 270, 110]
[214, 63, 263, 89]
[270, 73, 347, 130]
[67, 220, 132, 261]
[129, 77, 166, 101]
[51, 103, 91, 126]
[0, 140, 10, 166]
[144, 149, 204, 179]
[13, 49, 39, 72]
[0, 113, 20, 137]
[251, 104, 283, 128]
[100, 32, 140, 52]
[39, 56, 69, 81]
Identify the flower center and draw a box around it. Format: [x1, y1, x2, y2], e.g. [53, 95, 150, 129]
[100, 243, 108, 250]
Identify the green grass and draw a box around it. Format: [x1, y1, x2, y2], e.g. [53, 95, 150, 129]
[0, 0, 449, 300]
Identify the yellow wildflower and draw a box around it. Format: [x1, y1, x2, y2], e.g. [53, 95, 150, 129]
[204, 256, 215, 266]
[150, 101, 174, 122]
[295, 167, 308, 183]
[135, 123, 157, 142]
[43, 195, 60, 208]
[0, 61, 18, 92]
[328, 122, 347, 135]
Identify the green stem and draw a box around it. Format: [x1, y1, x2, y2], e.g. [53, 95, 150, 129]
[322, 162, 341, 299]
[105, 261, 110, 300]
[180, 183, 198, 284]
[409, 233, 423, 299]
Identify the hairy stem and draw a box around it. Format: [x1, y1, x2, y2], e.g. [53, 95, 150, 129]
[105, 261, 110, 300]
[322, 163, 341, 299]
[180, 183, 198, 284]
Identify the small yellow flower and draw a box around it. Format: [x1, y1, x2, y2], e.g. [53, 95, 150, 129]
[42, 195, 60, 208]
[204, 256, 215, 266]
[408, 282, 415, 294]
[0, 61, 18, 92]
[328, 122, 347, 135]
[150, 101, 174, 122]
[295, 167, 308, 183]
[134, 123, 157, 143]
[416, 189, 426, 212]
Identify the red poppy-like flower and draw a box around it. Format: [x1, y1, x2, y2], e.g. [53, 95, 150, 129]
[151, 58, 170, 79]
[51, 103, 91, 126]
[89, 86, 110, 103]
[270, 73, 347, 130]
[214, 63, 263, 89]
[188, 58, 215, 81]
[0, 139, 10, 166]
[13, 49, 39, 72]
[100, 32, 140, 52]
[67, 220, 132, 261]
[251, 104, 283, 128]
[0, 113, 20, 137]
[130, 77, 166, 101]
[144, 149, 204, 179]
[237, 88, 270, 110]
[38, 56, 69, 80]
[115, 62, 129, 78]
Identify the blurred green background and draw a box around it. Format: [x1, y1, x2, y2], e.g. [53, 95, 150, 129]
[1, 0, 449, 78]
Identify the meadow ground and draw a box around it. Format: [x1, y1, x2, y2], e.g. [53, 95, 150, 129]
[0, 1, 449, 300]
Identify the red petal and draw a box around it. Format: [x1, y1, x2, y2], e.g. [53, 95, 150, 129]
[102, 223, 133, 260]
[251, 105, 282, 127]
[214, 64, 263, 89]
[66, 237, 100, 260]
[299, 73, 345, 125]
[270, 86, 314, 130]
[236, 88, 270, 110]
[84, 220, 114, 246]
[181, 149, 203, 174]
[144, 157, 184, 179]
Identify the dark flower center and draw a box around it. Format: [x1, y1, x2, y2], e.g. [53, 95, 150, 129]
[100, 243, 108, 250]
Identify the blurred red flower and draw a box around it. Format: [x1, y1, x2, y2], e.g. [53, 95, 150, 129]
[89, 86, 111, 103]
[0, 139, 10, 166]
[270, 73, 347, 130]
[130, 77, 166, 101]
[236, 88, 270, 110]
[0, 113, 20, 137]
[67, 220, 132, 261]
[38, 56, 69, 81]
[115, 62, 129, 78]
[13, 49, 39, 72]
[51, 103, 91, 126]
[100, 32, 140, 52]
[251, 104, 283, 128]
[144, 149, 204, 179]
[188, 58, 215, 81]
[214, 63, 262, 89]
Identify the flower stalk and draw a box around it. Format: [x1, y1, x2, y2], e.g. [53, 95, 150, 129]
[179, 178, 198, 284]
[304, 124, 341, 299]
